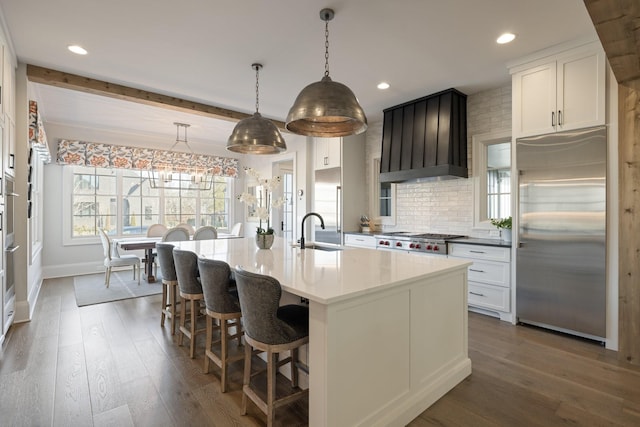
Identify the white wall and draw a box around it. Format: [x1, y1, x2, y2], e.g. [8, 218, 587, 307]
[365, 85, 512, 236]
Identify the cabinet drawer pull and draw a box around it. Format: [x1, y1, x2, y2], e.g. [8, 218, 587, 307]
[469, 268, 485, 273]
[558, 110, 562, 126]
[469, 291, 485, 297]
[551, 111, 555, 127]
[469, 250, 485, 254]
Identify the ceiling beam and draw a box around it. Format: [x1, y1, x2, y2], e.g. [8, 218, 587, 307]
[583, 0, 640, 87]
[26, 64, 288, 131]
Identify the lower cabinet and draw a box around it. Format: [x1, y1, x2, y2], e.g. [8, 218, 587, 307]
[344, 233, 376, 249]
[448, 242, 513, 323]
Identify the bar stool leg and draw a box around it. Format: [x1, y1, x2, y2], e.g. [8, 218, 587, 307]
[242, 341, 252, 415]
[267, 350, 276, 427]
[170, 284, 178, 335]
[160, 282, 168, 327]
[291, 348, 299, 388]
[178, 296, 186, 346]
[189, 300, 197, 358]
[204, 316, 213, 373]
[220, 319, 229, 392]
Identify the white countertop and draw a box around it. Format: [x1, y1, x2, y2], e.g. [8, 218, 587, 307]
[173, 237, 471, 305]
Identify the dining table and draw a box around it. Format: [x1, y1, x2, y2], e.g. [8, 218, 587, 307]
[114, 233, 241, 282]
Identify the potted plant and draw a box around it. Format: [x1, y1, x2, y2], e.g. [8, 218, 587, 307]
[238, 168, 286, 249]
[490, 216, 512, 242]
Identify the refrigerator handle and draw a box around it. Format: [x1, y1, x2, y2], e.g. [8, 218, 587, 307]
[336, 186, 341, 233]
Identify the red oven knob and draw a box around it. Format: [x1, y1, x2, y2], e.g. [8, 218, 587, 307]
[396, 242, 402, 247]
[409, 243, 415, 249]
[433, 245, 439, 251]
[385, 241, 390, 246]
[379, 240, 385, 245]
[415, 244, 421, 249]
[426, 245, 432, 250]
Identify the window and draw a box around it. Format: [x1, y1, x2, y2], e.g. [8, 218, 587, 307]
[372, 158, 396, 225]
[69, 166, 233, 239]
[472, 131, 512, 228]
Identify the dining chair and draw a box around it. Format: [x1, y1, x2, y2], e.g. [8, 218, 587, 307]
[146, 223, 168, 237]
[193, 226, 218, 240]
[173, 248, 206, 358]
[177, 222, 195, 236]
[162, 227, 190, 242]
[146, 223, 167, 276]
[98, 228, 140, 288]
[230, 222, 243, 237]
[198, 257, 243, 392]
[234, 267, 309, 426]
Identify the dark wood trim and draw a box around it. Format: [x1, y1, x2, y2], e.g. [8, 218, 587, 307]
[617, 84, 640, 365]
[26, 64, 288, 131]
[584, 0, 640, 366]
[583, 0, 640, 87]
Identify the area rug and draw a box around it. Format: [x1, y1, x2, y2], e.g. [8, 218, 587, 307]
[73, 271, 163, 307]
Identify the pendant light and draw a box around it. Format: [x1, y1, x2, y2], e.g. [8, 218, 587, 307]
[227, 63, 287, 154]
[286, 8, 367, 137]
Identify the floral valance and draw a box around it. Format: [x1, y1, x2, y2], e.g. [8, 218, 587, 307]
[56, 139, 239, 178]
[28, 100, 52, 164]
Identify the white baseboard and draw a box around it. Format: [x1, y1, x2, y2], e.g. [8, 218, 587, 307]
[43, 262, 104, 279]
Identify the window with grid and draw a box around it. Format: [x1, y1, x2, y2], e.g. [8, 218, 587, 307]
[70, 166, 233, 238]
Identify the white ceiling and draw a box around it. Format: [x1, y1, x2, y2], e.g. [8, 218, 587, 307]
[0, 0, 598, 152]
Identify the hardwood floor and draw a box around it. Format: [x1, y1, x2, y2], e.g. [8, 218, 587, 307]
[1, 277, 640, 426]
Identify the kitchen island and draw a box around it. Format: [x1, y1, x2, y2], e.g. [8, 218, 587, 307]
[174, 237, 472, 427]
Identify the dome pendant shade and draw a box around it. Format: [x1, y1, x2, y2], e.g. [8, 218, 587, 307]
[227, 112, 287, 154]
[226, 63, 286, 154]
[286, 76, 367, 137]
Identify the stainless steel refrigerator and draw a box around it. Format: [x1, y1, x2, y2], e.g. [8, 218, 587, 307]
[516, 126, 606, 341]
[314, 167, 341, 244]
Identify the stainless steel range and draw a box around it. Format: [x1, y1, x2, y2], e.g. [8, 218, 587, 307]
[374, 232, 465, 255]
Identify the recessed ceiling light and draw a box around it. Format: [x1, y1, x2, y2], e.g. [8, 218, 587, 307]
[68, 45, 88, 55]
[496, 33, 516, 44]
[377, 82, 390, 90]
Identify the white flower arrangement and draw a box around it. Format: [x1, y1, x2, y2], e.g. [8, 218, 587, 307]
[238, 167, 286, 235]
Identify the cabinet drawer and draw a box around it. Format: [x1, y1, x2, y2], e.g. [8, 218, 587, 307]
[468, 282, 510, 312]
[344, 234, 376, 249]
[449, 243, 510, 262]
[467, 259, 510, 288]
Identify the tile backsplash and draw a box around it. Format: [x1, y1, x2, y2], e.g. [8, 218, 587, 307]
[365, 84, 511, 237]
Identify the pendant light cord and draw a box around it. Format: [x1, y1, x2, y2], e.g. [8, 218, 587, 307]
[324, 19, 330, 77]
[254, 64, 261, 113]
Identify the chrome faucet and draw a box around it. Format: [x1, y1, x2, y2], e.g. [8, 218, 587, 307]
[300, 212, 325, 249]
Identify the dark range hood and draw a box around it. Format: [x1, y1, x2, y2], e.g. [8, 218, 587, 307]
[379, 88, 468, 183]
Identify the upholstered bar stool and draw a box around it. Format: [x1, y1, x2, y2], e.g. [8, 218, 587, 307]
[173, 248, 206, 358]
[156, 242, 180, 335]
[197, 257, 243, 392]
[234, 267, 309, 427]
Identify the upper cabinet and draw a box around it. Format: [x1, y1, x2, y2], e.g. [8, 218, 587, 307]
[510, 41, 606, 138]
[315, 137, 341, 170]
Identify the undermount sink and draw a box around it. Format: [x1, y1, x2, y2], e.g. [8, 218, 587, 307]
[305, 244, 343, 252]
[293, 242, 343, 252]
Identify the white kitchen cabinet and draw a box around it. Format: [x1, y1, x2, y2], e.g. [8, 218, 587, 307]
[511, 41, 605, 138]
[314, 137, 341, 170]
[449, 242, 513, 323]
[344, 233, 376, 249]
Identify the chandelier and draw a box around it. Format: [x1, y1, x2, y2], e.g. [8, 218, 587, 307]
[147, 122, 213, 190]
